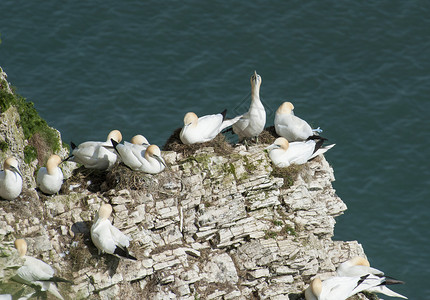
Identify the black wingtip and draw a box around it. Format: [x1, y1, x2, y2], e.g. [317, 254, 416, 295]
[220, 109, 227, 121]
[306, 135, 327, 141]
[43, 276, 74, 284]
[114, 246, 137, 260]
[111, 138, 120, 154]
[71, 141, 77, 149]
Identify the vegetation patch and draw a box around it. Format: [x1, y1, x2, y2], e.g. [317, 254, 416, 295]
[23, 145, 37, 164]
[0, 140, 8, 152]
[0, 87, 61, 164]
[263, 230, 278, 240]
[270, 164, 303, 188]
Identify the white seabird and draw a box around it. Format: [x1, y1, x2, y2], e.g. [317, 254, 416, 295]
[36, 154, 64, 195]
[232, 71, 266, 142]
[265, 137, 335, 167]
[304, 274, 404, 300]
[66, 129, 122, 170]
[110, 135, 150, 169]
[91, 203, 137, 260]
[124, 134, 150, 150]
[13, 239, 72, 300]
[337, 257, 408, 299]
[180, 109, 242, 145]
[112, 141, 166, 174]
[0, 157, 23, 200]
[274, 101, 322, 141]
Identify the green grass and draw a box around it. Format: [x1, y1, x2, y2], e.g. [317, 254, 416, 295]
[0, 85, 62, 164]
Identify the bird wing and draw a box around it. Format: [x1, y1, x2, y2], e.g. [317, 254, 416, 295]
[275, 114, 312, 141]
[17, 256, 55, 282]
[109, 223, 131, 249]
[287, 141, 316, 165]
[91, 220, 117, 254]
[197, 113, 224, 140]
[117, 144, 143, 170]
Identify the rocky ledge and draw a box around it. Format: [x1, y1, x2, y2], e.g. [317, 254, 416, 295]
[0, 67, 372, 299]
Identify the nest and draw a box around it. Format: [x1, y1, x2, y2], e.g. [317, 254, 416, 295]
[257, 126, 279, 144]
[61, 166, 108, 194]
[162, 127, 234, 157]
[105, 163, 158, 191]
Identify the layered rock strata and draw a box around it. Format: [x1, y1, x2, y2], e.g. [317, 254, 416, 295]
[0, 67, 372, 299]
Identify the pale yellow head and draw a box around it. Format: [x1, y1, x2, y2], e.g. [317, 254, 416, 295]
[145, 145, 166, 167]
[277, 102, 294, 115]
[98, 203, 112, 219]
[274, 137, 290, 150]
[309, 277, 322, 297]
[145, 145, 161, 158]
[183, 112, 198, 126]
[14, 239, 28, 257]
[131, 135, 149, 145]
[349, 256, 370, 267]
[4, 157, 19, 170]
[107, 130, 122, 143]
[46, 154, 62, 175]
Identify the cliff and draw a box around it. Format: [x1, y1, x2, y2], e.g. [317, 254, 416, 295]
[0, 67, 373, 299]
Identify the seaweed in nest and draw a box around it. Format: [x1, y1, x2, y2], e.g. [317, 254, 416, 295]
[270, 164, 303, 188]
[257, 126, 279, 145]
[105, 162, 156, 191]
[162, 127, 234, 157]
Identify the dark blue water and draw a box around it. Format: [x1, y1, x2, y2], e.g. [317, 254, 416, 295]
[1, 1, 429, 298]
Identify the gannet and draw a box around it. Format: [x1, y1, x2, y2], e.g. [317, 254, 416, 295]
[66, 129, 122, 170]
[36, 154, 64, 195]
[124, 134, 149, 150]
[112, 140, 165, 174]
[232, 71, 266, 142]
[304, 274, 404, 300]
[0, 157, 22, 200]
[13, 239, 72, 300]
[265, 137, 335, 167]
[110, 135, 150, 169]
[337, 257, 408, 299]
[91, 203, 137, 260]
[180, 109, 242, 144]
[274, 101, 322, 141]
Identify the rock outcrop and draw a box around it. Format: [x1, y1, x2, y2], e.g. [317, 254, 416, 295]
[0, 67, 373, 299]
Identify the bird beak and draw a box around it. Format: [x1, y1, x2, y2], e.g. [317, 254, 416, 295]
[12, 166, 23, 178]
[264, 144, 279, 152]
[154, 155, 166, 168]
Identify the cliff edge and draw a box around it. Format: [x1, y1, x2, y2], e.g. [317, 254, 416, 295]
[0, 67, 373, 300]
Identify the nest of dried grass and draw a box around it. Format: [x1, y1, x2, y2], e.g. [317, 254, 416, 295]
[61, 166, 108, 194]
[162, 127, 234, 157]
[257, 126, 279, 145]
[105, 163, 159, 191]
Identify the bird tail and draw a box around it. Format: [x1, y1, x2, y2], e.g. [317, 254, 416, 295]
[62, 142, 78, 163]
[114, 246, 137, 260]
[220, 114, 243, 131]
[310, 143, 335, 160]
[40, 276, 74, 284]
[220, 109, 227, 121]
[46, 282, 65, 300]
